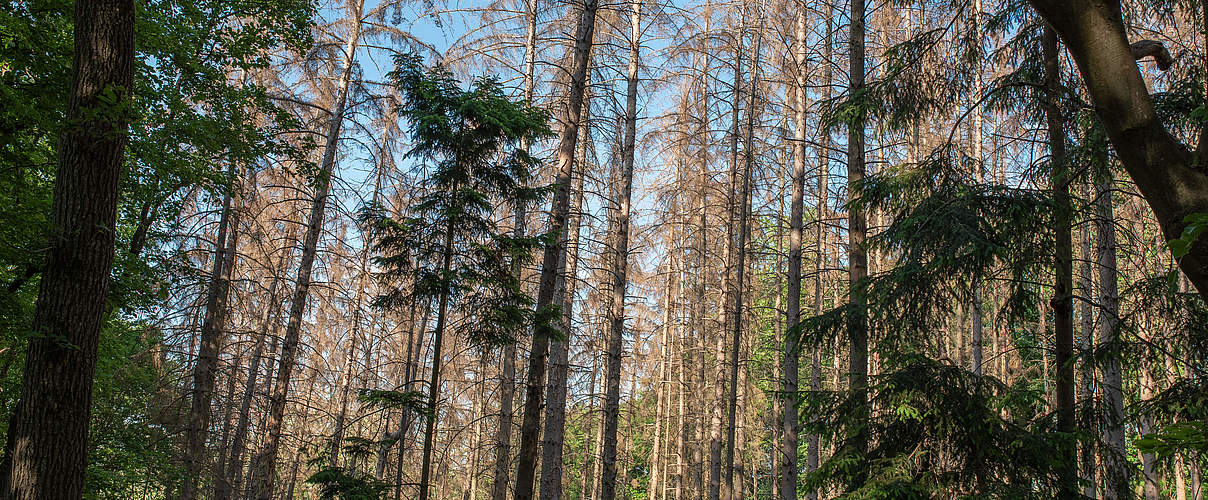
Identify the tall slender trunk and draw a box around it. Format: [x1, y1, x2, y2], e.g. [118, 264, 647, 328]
[582, 344, 601, 499]
[692, 11, 713, 495]
[846, 0, 869, 476]
[805, 9, 832, 497]
[780, 2, 807, 497]
[1139, 313, 1160, 500]
[247, 4, 362, 496]
[417, 217, 458, 500]
[1096, 166, 1128, 500]
[600, 4, 641, 497]
[710, 5, 742, 499]
[469, 356, 487, 500]
[969, 0, 985, 376]
[539, 126, 588, 500]
[492, 0, 539, 493]
[651, 271, 672, 500]
[1043, 24, 1077, 500]
[724, 3, 758, 496]
[1078, 181, 1097, 500]
[182, 167, 241, 499]
[1, 0, 134, 497]
[513, 0, 599, 496]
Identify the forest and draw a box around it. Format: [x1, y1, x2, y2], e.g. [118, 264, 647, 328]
[1, 0, 1207, 498]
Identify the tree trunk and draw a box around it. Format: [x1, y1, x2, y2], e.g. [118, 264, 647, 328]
[1078, 181, 1097, 500]
[539, 122, 588, 500]
[846, 0, 869, 477]
[1, 0, 134, 497]
[724, 4, 759, 496]
[492, 0, 539, 493]
[780, 1, 807, 497]
[599, 4, 641, 499]
[805, 8, 832, 497]
[1096, 166, 1128, 500]
[513, 0, 598, 496]
[969, 0, 985, 377]
[246, 3, 362, 495]
[418, 217, 458, 500]
[1027, 0, 1208, 299]
[1042, 24, 1078, 500]
[182, 166, 241, 500]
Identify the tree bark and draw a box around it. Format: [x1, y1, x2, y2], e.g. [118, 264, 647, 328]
[780, 2, 807, 497]
[418, 219, 458, 500]
[492, 0, 539, 494]
[1042, 24, 1078, 500]
[1, 0, 134, 497]
[724, 3, 759, 496]
[513, 0, 598, 496]
[846, 0, 869, 476]
[181, 166, 241, 500]
[1096, 166, 1128, 500]
[1027, 0, 1208, 298]
[600, 4, 641, 498]
[538, 121, 588, 500]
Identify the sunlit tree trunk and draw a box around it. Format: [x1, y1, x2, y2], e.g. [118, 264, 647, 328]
[780, 0, 807, 496]
[539, 108, 588, 500]
[513, 0, 599, 495]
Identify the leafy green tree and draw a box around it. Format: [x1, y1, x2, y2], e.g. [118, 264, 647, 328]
[366, 54, 551, 500]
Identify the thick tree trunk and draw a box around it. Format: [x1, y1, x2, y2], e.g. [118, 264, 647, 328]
[600, 4, 641, 498]
[1042, 24, 1078, 500]
[1027, 0, 1208, 298]
[513, 0, 598, 496]
[1, 0, 134, 497]
[246, 4, 361, 495]
[182, 167, 241, 500]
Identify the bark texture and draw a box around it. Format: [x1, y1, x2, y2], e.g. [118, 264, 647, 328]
[2, 0, 134, 497]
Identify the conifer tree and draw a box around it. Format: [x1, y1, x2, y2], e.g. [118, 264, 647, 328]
[369, 54, 551, 500]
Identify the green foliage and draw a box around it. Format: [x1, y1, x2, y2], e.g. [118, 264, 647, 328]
[792, 144, 1078, 497]
[1169, 212, 1208, 259]
[305, 438, 393, 499]
[368, 54, 552, 347]
[83, 323, 179, 498]
[0, 0, 316, 496]
[357, 388, 428, 415]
